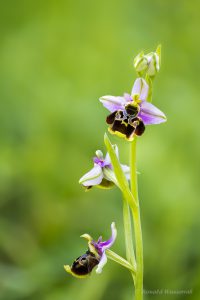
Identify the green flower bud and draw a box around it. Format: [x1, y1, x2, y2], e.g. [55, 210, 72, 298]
[133, 45, 161, 77]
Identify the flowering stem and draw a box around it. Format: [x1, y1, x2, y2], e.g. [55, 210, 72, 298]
[104, 133, 138, 285]
[123, 199, 136, 269]
[123, 199, 137, 286]
[130, 137, 143, 300]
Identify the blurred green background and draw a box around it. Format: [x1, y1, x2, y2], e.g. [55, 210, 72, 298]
[0, 0, 199, 299]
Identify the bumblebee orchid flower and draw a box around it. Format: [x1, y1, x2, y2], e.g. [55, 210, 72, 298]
[79, 147, 130, 189]
[99, 78, 166, 141]
[64, 222, 117, 278]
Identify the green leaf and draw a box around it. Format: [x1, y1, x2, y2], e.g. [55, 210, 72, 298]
[106, 249, 136, 274]
[104, 133, 137, 211]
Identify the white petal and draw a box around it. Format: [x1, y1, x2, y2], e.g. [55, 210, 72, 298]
[121, 164, 130, 180]
[79, 165, 103, 186]
[104, 145, 119, 165]
[96, 251, 107, 274]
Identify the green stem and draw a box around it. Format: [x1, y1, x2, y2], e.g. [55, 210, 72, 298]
[123, 199, 136, 269]
[130, 138, 139, 202]
[130, 137, 143, 300]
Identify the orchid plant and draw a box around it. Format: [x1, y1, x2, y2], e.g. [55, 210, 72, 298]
[65, 45, 166, 300]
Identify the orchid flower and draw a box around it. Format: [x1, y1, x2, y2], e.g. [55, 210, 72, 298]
[79, 147, 130, 189]
[99, 78, 166, 141]
[64, 222, 117, 278]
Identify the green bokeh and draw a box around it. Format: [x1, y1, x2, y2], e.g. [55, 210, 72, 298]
[0, 1, 199, 299]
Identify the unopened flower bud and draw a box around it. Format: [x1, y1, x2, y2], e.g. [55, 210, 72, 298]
[133, 45, 161, 77]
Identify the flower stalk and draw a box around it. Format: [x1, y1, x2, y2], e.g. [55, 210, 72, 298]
[123, 198, 136, 269]
[130, 138, 143, 300]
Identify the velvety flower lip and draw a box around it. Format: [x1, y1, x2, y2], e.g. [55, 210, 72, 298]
[64, 223, 117, 277]
[99, 78, 166, 140]
[79, 148, 130, 188]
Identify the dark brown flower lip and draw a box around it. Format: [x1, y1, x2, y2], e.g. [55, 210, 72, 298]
[71, 250, 100, 276]
[106, 110, 145, 140]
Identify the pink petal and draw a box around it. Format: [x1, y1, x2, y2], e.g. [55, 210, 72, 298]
[138, 101, 167, 125]
[131, 78, 149, 101]
[99, 222, 117, 250]
[99, 95, 127, 112]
